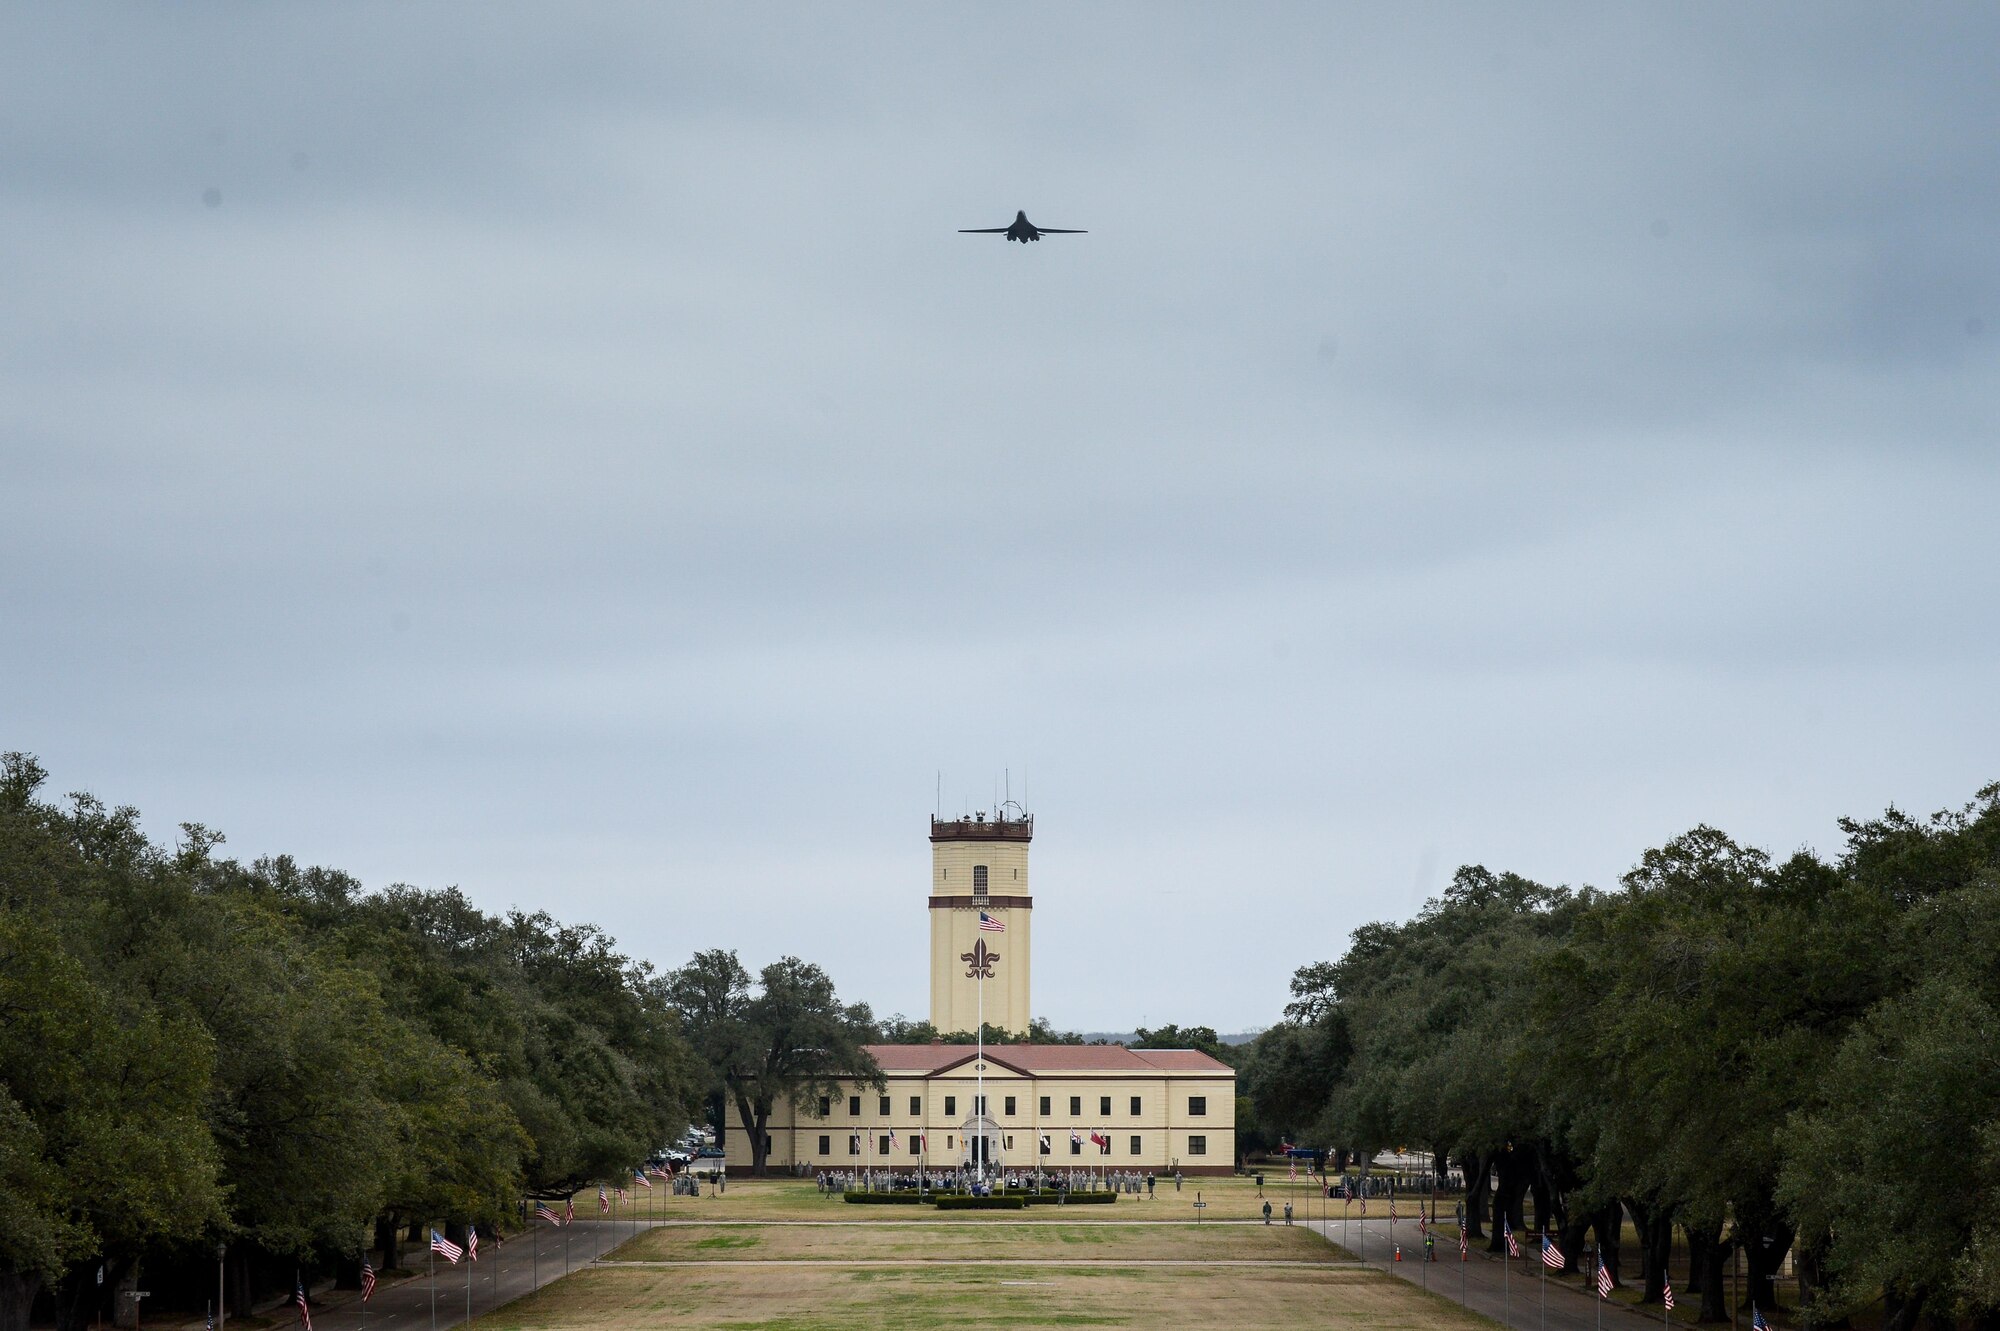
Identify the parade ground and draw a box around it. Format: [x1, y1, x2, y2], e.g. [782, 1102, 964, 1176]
[283, 1178, 1719, 1331]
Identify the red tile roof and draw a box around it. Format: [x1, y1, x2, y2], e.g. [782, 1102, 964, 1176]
[862, 1043, 1233, 1075]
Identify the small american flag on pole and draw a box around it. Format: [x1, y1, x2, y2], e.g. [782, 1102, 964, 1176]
[360, 1258, 376, 1302]
[466, 1225, 478, 1262]
[1596, 1261, 1614, 1297]
[1459, 1227, 1468, 1259]
[1543, 1235, 1564, 1269]
[1663, 1278, 1676, 1311]
[599, 1187, 609, 1213]
[430, 1230, 463, 1264]
[978, 910, 1005, 932]
[535, 1203, 561, 1225]
[1505, 1217, 1520, 1258]
[293, 1276, 311, 1331]
[1752, 1307, 1768, 1331]
[564, 1199, 575, 1224]
[633, 1169, 651, 1188]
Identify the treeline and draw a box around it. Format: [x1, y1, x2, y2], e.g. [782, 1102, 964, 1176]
[1240, 783, 2000, 1329]
[0, 755, 704, 1331]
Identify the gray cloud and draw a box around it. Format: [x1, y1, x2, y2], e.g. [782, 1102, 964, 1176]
[4, 3, 1996, 1029]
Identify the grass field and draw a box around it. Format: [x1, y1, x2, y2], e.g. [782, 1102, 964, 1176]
[586, 1174, 1355, 1225]
[507, 1178, 1493, 1330]
[614, 1221, 1342, 1264]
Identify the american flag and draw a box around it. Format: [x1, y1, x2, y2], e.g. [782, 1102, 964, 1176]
[1070, 1128, 1083, 1146]
[1504, 1218, 1520, 1258]
[633, 1169, 651, 1188]
[1391, 1195, 1398, 1221]
[978, 910, 1004, 932]
[466, 1226, 478, 1262]
[360, 1258, 376, 1302]
[1419, 1214, 1429, 1234]
[1543, 1235, 1564, 1270]
[1596, 1261, 1614, 1297]
[1663, 1278, 1676, 1311]
[599, 1187, 609, 1213]
[1459, 1227, 1468, 1259]
[430, 1230, 463, 1264]
[564, 1199, 575, 1224]
[293, 1277, 311, 1331]
[535, 1203, 561, 1225]
[1751, 1308, 1768, 1331]
[888, 1128, 900, 1150]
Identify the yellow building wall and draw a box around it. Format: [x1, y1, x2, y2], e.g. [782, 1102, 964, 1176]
[722, 1067, 1235, 1174]
[929, 903, 1031, 1035]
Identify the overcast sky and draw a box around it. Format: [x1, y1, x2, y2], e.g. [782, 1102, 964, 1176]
[5, 4, 1997, 1032]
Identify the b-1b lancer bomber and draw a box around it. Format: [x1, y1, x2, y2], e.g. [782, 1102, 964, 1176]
[959, 210, 1087, 243]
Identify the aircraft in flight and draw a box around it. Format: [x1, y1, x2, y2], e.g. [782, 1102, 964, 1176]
[959, 210, 1087, 243]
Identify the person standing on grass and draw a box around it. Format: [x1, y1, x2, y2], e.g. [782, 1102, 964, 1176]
[1147, 1173, 1156, 1198]
[1264, 1201, 1273, 1225]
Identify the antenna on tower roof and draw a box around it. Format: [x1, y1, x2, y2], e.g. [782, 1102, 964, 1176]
[936, 771, 942, 818]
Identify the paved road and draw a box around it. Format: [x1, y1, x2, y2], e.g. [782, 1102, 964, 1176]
[1310, 1211, 1686, 1331]
[263, 1218, 659, 1331]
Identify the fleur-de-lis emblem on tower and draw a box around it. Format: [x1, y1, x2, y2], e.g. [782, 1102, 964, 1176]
[961, 939, 999, 979]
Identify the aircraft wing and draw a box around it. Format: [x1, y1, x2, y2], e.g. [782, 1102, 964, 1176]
[958, 227, 1010, 233]
[1036, 228, 1087, 234]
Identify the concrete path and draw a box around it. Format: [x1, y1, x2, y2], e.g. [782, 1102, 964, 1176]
[598, 1257, 1358, 1269]
[1311, 1212, 1688, 1331]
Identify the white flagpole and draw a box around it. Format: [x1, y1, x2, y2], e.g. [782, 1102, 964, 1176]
[976, 936, 984, 1182]
[427, 1224, 436, 1331]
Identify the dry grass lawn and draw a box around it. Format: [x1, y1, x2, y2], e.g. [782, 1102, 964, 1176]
[614, 1221, 1340, 1264]
[482, 1260, 1493, 1331]
[587, 1175, 1352, 1226]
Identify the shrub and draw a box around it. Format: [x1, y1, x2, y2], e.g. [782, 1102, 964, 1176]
[1022, 1190, 1116, 1205]
[933, 1194, 1028, 1210]
[842, 1190, 927, 1204]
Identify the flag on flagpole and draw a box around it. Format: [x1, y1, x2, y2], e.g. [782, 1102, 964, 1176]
[1070, 1128, 1083, 1146]
[1663, 1278, 1676, 1311]
[598, 1186, 609, 1213]
[1459, 1227, 1469, 1259]
[1751, 1307, 1768, 1331]
[467, 1225, 478, 1262]
[1597, 1262, 1614, 1297]
[1419, 1213, 1429, 1235]
[360, 1258, 376, 1302]
[293, 1276, 311, 1331]
[888, 1128, 900, 1151]
[1504, 1217, 1520, 1258]
[1391, 1195, 1399, 1221]
[1543, 1235, 1564, 1269]
[564, 1199, 575, 1224]
[430, 1230, 463, 1264]
[535, 1203, 561, 1225]
[633, 1169, 651, 1188]
[978, 910, 1005, 932]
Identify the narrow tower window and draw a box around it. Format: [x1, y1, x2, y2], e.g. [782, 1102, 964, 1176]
[973, 865, 989, 892]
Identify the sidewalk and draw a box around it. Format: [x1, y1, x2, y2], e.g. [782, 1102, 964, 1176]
[1311, 1211, 1684, 1331]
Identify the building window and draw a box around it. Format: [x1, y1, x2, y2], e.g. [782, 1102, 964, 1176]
[946, 1135, 954, 1150]
[818, 1096, 830, 1116]
[1130, 1096, 1142, 1115]
[818, 1135, 830, 1155]
[1039, 1096, 1050, 1115]
[879, 1095, 891, 1116]
[1004, 1096, 1016, 1116]
[974, 1095, 987, 1116]
[910, 1096, 921, 1115]
[1068, 1096, 1081, 1115]
[878, 1135, 890, 1155]
[1070, 1139, 1081, 1155]
[763, 1134, 772, 1155]
[1188, 1096, 1207, 1116]
[1099, 1096, 1111, 1116]
[1130, 1135, 1142, 1155]
[945, 1096, 956, 1116]
[973, 865, 988, 892]
[910, 1138, 921, 1155]
[1004, 1135, 1013, 1149]
[848, 1095, 861, 1116]
[1189, 1135, 1208, 1155]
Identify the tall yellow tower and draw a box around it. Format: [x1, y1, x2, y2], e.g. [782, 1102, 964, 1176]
[928, 808, 1032, 1036]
